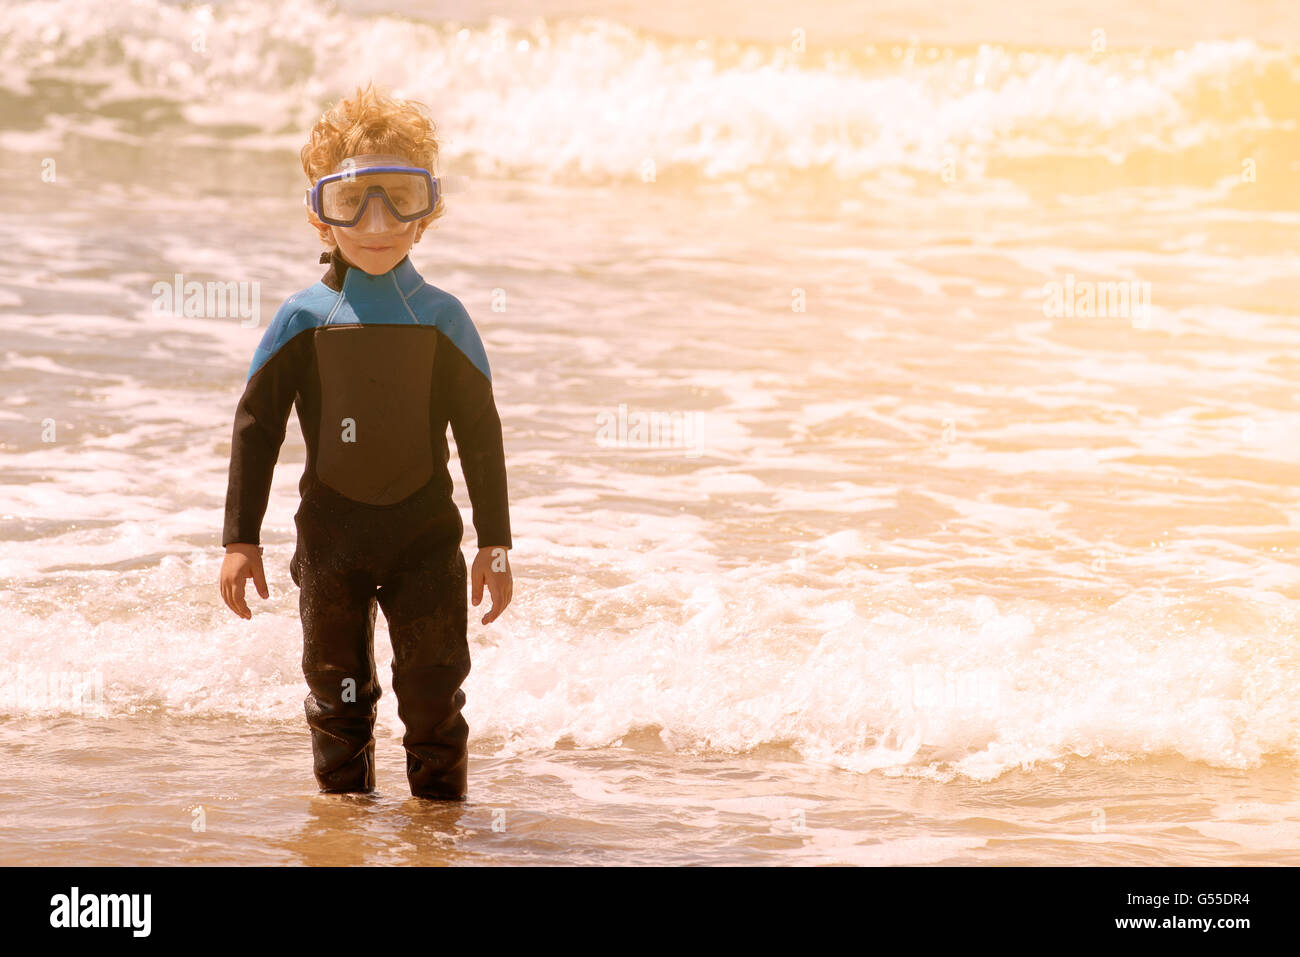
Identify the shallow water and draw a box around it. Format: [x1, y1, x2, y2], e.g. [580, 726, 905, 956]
[3, 715, 1297, 866]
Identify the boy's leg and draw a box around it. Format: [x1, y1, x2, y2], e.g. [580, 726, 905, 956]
[375, 543, 470, 800]
[296, 548, 382, 793]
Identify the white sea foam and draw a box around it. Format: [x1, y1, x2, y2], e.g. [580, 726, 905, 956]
[0, 0, 1291, 190]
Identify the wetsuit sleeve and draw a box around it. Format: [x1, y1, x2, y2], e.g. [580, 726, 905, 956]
[222, 305, 308, 548]
[438, 320, 512, 550]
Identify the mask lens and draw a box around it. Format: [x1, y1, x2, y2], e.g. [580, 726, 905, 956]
[319, 171, 432, 223]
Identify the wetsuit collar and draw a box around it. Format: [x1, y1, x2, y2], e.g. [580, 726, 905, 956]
[319, 246, 423, 297]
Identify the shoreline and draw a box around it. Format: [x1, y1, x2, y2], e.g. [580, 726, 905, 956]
[2, 714, 1296, 866]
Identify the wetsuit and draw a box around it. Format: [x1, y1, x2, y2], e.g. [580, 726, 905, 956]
[222, 247, 511, 799]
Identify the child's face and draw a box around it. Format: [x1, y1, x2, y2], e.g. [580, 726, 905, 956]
[308, 152, 432, 276]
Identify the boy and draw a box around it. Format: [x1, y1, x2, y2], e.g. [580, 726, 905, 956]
[218, 85, 513, 801]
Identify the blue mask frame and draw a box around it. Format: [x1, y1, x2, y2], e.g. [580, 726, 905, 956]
[305, 165, 440, 227]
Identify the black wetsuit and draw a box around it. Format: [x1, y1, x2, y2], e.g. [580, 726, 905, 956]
[222, 247, 511, 798]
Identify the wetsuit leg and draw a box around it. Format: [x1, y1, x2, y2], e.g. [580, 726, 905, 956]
[375, 543, 471, 800]
[294, 546, 383, 793]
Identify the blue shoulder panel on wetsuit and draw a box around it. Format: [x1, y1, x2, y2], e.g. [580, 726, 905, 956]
[246, 255, 493, 384]
[246, 285, 335, 380]
[407, 283, 493, 385]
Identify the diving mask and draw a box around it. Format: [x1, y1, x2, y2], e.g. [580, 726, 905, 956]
[305, 154, 439, 227]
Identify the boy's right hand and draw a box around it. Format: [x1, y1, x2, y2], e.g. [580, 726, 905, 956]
[221, 543, 268, 619]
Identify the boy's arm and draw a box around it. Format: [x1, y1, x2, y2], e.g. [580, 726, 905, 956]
[222, 308, 308, 548]
[440, 318, 512, 551]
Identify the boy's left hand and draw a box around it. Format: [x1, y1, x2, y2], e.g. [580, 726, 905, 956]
[471, 546, 513, 625]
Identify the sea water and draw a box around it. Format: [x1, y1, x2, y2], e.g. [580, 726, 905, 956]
[1, 0, 1299, 865]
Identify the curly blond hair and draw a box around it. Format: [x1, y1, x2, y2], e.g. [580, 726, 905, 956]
[300, 82, 445, 246]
